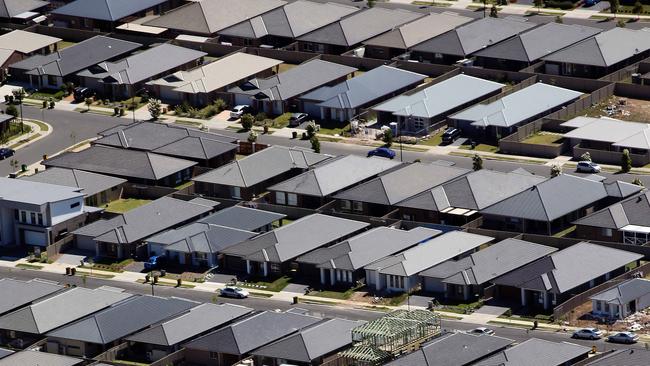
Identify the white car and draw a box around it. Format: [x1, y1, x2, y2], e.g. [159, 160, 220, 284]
[468, 327, 494, 335]
[230, 105, 251, 119]
[607, 331, 639, 344]
[572, 328, 603, 340]
[220, 287, 249, 299]
[576, 161, 601, 173]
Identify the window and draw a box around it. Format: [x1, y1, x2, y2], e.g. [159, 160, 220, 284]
[270, 263, 281, 273]
[37, 214, 43, 226]
[47, 75, 57, 86]
[412, 117, 425, 130]
[287, 193, 298, 206]
[20, 211, 26, 223]
[352, 201, 363, 212]
[341, 200, 351, 211]
[100, 191, 107, 204]
[70, 202, 80, 209]
[209, 352, 219, 359]
[275, 191, 286, 205]
[231, 186, 241, 199]
[602, 228, 613, 237]
[596, 301, 601, 311]
[30, 213, 36, 224]
[195, 252, 208, 260]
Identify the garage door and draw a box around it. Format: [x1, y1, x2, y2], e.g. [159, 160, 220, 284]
[24, 230, 47, 247]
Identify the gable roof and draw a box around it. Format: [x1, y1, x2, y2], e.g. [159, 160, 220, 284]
[0, 177, 84, 206]
[574, 191, 650, 230]
[0, 348, 11, 360]
[561, 117, 650, 150]
[149, 222, 256, 254]
[0, 30, 60, 54]
[52, 0, 167, 22]
[0, 0, 47, 19]
[581, 349, 650, 366]
[198, 206, 286, 231]
[590, 278, 650, 306]
[0, 351, 82, 366]
[472, 338, 590, 366]
[0, 278, 63, 316]
[22, 168, 126, 197]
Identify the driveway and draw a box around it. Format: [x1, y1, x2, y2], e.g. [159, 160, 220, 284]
[55, 254, 87, 266]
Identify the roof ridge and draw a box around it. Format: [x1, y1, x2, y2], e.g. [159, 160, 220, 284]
[533, 184, 551, 222]
[234, 160, 248, 187]
[196, 1, 213, 34]
[92, 314, 107, 344]
[71, 169, 81, 189]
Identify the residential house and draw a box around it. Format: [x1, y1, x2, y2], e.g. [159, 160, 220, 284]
[579, 348, 650, 365]
[0, 0, 48, 22]
[0, 30, 60, 79]
[543, 28, 650, 79]
[296, 226, 441, 287]
[228, 59, 357, 115]
[0, 278, 63, 316]
[217, 0, 360, 48]
[472, 338, 590, 366]
[480, 174, 643, 235]
[147, 52, 282, 106]
[410, 17, 536, 65]
[448, 82, 583, 139]
[73, 196, 217, 258]
[333, 161, 470, 217]
[473, 23, 601, 71]
[125, 303, 254, 363]
[76, 43, 206, 100]
[144, 0, 287, 37]
[268, 155, 401, 209]
[397, 169, 545, 226]
[590, 278, 650, 320]
[364, 231, 494, 293]
[51, 0, 176, 31]
[0, 115, 12, 136]
[0, 350, 84, 366]
[197, 206, 286, 233]
[420, 238, 557, 300]
[22, 168, 126, 207]
[220, 214, 369, 277]
[363, 12, 472, 60]
[9, 36, 141, 89]
[296, 7, 423, 55]
[299, 65, 427, 122]
[192, 146, 331, 200]
[184, 310, 322, 366]
[372, 74, 504, 133]
[492, 242, 642, 311]
[43, 145, 197, 187]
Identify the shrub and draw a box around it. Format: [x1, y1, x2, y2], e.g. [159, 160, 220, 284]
[241, 113, 254, 131]
[49, 100, 55, 109]
[544, 0, 575, 9]
[114, 107, 120, 115]
[6, 104, 18, 117]
[119, 108, 125, 116]
[212, 98, 227, 112]
[255, 112, 267, 122]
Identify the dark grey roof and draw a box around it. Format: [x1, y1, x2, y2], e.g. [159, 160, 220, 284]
[148, 223, 256, 255]
[581, 349, 650, 366]
[0, 351, 82, 366]
[0, 348, 12, 360]
[52, 0, 167, 22]
[10, 36, 141, 77]
[472, 338, 590, 366]
[198, 206, 286, 231]
[590, 278, 650, 306]
[574, 191, 650, 230]
[21, 168, 126, 197]
[0, 278, 63, 316]
[0, 0, 47, 19]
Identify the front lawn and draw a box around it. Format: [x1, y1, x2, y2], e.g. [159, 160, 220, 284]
[459, 143, 499, 153]
[317, 120, 350, 136]
[238, 276, 291, 292]
[29, 89, 66, 101]
[103, 198, 152, 214]
[0, 123, 32, 144]
[418, 131, 444, 146]
[522, 132, 563, 146]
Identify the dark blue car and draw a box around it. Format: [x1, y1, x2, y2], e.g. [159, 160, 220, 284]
[367, 147, 396, 159]
[144, 255, 167, 270]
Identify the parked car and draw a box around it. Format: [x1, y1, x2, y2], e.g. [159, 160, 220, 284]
[607, 331, 639, 344]
[230, 105, 251, 119]
[73, 87, 94, 103]
[0, 148, 15, 160]
[144, 255, 167, 270]
[367, 147, 396, 159]
[584, 0, 601, 7]
[220, 287, 249, 299]
[576, 161, 601, 173]
[468, 327, 494, 335]
[572, 328, 603, 340]
[289, 113, 309, 127]
[441, 127, 461, 144]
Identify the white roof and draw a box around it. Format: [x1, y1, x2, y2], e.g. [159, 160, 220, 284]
[0, 177, 84, 206]
[0, 30, 60, 54]
[561, 117, 650, 150]
[116, 22, 167, 35]
[621, 224, 650, 234]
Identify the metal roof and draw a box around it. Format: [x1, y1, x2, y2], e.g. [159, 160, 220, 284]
[153, 223, 256, 255]
[52, 0, 167, 22]
[0, 176, 84, 206]
[0, 278, 62, 316]
[561, 117, 650, 150]
[0, 351, 82, 366]
[590, 278, 650, 306]
[198, 206, 286, 231]
[0, 30, 60, 54]
[0, 0, 47, 19]
[21, 168, 126, 197]
[581, 349, 650, 366]
[472, 338, 590, 366]
[574, 191, 650, 230]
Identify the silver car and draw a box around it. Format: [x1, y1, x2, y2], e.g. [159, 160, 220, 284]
[468, 327, 494, 335]
[576, 161, 601, 173]
[572, 328, 603, 340]
[220, 287, 249, 299]
[607, 331, 639, 344]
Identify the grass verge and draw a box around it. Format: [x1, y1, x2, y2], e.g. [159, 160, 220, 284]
[238, 276, 291, 292]
[16, 263, 43, 270]
[249, 291, 274, 298]
[136, 279, 196, 289]
[174, 119, 204, 128]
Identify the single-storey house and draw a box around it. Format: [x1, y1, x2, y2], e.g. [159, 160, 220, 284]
[590, 278, 650, 320]
[580, 348, 650, 365]
[0, 350, 84, 366]
[472, 338, 590, 366]
[0, 30, 60, 79]
[0, 0, 48, 22]
[197, 206, 286, 233]
[0, 278, 63, 316]
[0, 115, 13, 136]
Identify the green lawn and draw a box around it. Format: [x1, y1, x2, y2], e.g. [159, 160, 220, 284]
[57, 41, 76, 50]
[271, 113, 292, 129]
[239, 276, 291, 292]
[553, 225, 576, 238]
[0, 123, 32, 144]
[103, 198, 152, 213]
[459, 143, 499, 153]
[174, 119, 203, 128]
[522, 132, 563, 146]
[317, 120, 350, 136]
[174, 181, 194, 190]
[29, 89, 66, 101]
[30, 119, 50, 132]
[418, 132, 443, 147]
[16, 263, 43, 270]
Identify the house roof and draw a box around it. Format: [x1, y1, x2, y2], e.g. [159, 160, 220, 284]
[185, 310, 322, 355]
[52, 0, 167, 22]
[149, 223, 256, 254]
[219, 0, 360, 40]
[493, 242, 643, 294]
[126, 303, 253, 346]
[221, 214, 369, 263]
[472, 338, 590, 366]
[420, 238, 558, 286]
[411, 17, 536, 57]
[590, 278, 650, 306]
[373, 74, 504, 119]
[543, 27, 650, 67]
[0, 278, 63, 316]
[574, 191, 650, 230]
[144, 0, 287, 35]
[296, 226, 441, 271]
[198, 206, 286, 231]
[561, 117, 650, 150]
[0, 30, 60, 54]
[11, 36, 142, 77]
[0, 177, 84, 206]
[473, 23, 601, 63]
[22, 168, 126, 197]
[334, 161, 470, 206]
[0, 0, 47, 19]
[450, 83, 582, 128]
[0, 348, 11, 360]
[581, 349, 650, 366]
[299, 65, 426, 110]
[0, 351, 82, 366]
[192, 145, 331, 188]
[148, 52, 282, 94]
[0, 287, 132, 334]
[43, 145, 197, 181]
[228, 59, 357, 101]
[364, 231, 494, 277]
[268, 155, 401, 198]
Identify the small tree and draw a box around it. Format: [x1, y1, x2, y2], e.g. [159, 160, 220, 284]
[610, 0, 619, 16]
[632, 178, 644, 187]
[555, 15, 564, 23]
[534, 0, 544, 13]
[147, 98, 162, 120]
[550, 163, 562, 178]
[382, 129, 393, 148]
[472, 154, 483, 171]
[367, 0, 375, 8]
[633, 1, 644, 19]
[241, 113, 254, 131]
[12, 88, 25, 105]
[49, 100, 55, 109]
[621, 149, 632, 173]
[255, 112, 267, 122]
[490, 4, 499, 18]
[84, 97, 93, 111]
[247, 130, 258, 143]
[212, 98, 227, 112]
[310, 136, 321, 153]
[617, 19, 627, 28]
[306, 123, 316, 139]
[5, 104, 18, 118]
[579, 152, 592, 162]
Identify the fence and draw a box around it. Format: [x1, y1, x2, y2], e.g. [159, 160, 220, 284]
[237, 141, 269, 155]
[122, 183, 177, 200]
[93, 342, 128, 362]
[320, 54, 392, 71]
[46, 235, 74, 258]
[573, 144, 650, 167]
[614, 82, 650, 100]
[150, 348, 186, 366]
[28, 24, 106, 42]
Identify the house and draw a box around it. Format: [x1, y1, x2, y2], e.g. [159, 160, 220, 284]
[251, 318, 363, 366]
[268, 155, 401, 209]
[580, 348, 650, 366]
[296, 226, 441, 287]
[0, 30, 60, 79]
[184, 310, 322, 366]
[410, 17, 536, 65]
[420, 238, 557, 300]
[0, 286, 132, 348]
[21, 168, 126, 207]
[228, 59, 357, 115]
[197, 206, 286, 233]
[43, 145, 197, 187]
[94, 121, 238, 168]
[45, 295, 198, 358]
[296, 7, 423, 54]
[0, 278, 63, 316]
[193, 146, 331, 200]
[472, 338, 590, 366]
[147, 52, 282, 106]
[0, 0, 48, 22]
[480, 174, 643, 235]
[333, 161, 470, 217]
[217, 0, 360, 48]
[385, 332, 514, 366]
[76, 43, 206, 100]
[73, 196, 217, 258]
[298, 65, 427, 122]
[590, 278, 650, 320]
[543, 28, 650, 79]
[448, 82, 583, 139]
[0, 177, 93, 249]
[397, 169, 545, 226]
[364, 231, 494, 293]
[574, 191, 650, 245]
[372, 74, 504, 133]
[0, 115, 12, 136]
[221, 214, 369, 277]
[125, 303, 254, 363]
[363, 12, 472, 60]
[0, 350, 84, 366]
[9, 36, 142, 89]
[473, 23, 601, 71]
[492, 242, 642, 311]
[51, 0, 175, 31]
[144, 0, 287, 37]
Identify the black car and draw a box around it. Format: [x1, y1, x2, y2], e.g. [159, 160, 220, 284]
[73, 87, 94, 103]
[441, 128, 461, 144]
[0, 148, 15, 160]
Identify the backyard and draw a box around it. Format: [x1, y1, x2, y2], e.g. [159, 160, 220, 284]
[103, 198, 152, 214]
[521, 132, 564, 145]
